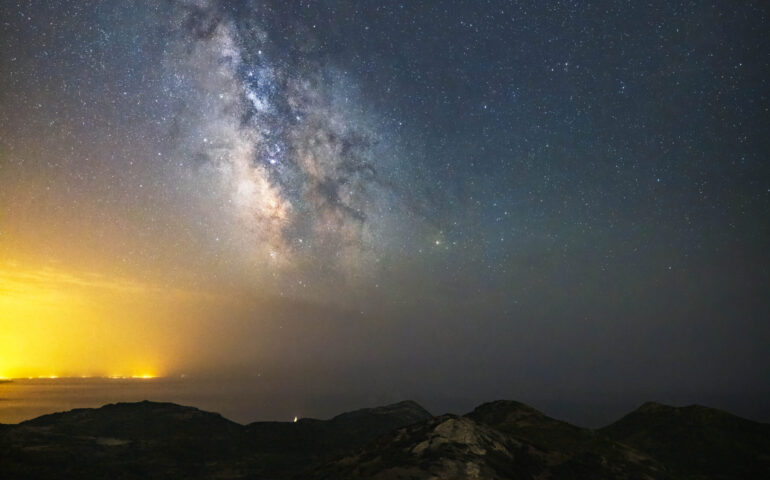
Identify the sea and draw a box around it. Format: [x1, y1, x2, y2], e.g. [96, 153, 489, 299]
[2, 378, 768, 428]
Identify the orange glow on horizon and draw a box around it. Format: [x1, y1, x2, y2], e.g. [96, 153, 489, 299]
[0, 262, 201, 379]
[0, 375, 164, 380]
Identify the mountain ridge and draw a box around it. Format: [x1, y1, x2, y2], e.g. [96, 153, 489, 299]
[0, 398, 767, 479]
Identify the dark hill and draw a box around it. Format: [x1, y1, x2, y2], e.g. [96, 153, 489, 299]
[246, 399, 431, 452]
[0, 399, 432, 479]
[241, 400, 433, 477]
[2, 401, 248, 479]
[466, 400, 664, 479]
[327, 400, 432, 428]
[21, 400, 241, 440]
[601, 401, 770, 479]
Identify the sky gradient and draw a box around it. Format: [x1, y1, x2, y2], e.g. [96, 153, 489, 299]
[1, 0, 768, 425]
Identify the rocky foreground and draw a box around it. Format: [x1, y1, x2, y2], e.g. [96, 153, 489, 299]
[0, 398, 768, 479]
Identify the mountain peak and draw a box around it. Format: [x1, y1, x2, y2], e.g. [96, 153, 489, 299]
[630, 401, 741, 421]
[20, 400, 241, 440]
[466, 399, 557, 430]
[369, 400, 432, 417]
[636, 401, 668, 412]
[330, 400, 432, 425]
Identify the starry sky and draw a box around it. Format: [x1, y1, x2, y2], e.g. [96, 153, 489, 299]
[1, 0, 769, 425]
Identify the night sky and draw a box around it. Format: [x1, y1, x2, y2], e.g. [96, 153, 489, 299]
[1, 0, 769, 426]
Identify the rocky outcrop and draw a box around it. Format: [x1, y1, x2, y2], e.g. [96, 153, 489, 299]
[311, 414, 548, 479]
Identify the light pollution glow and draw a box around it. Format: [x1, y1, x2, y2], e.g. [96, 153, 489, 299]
[0, 263, 208, 379]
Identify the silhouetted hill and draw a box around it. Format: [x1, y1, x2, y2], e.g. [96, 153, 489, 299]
[241, 400, 433, 477]
[22, 400, 241, 440]
[0, 399, 431, 479]
[0, 399, 767, 479]
[327, 400, 432, 429]
[1, 401, 248, 479]
[466, 400, 664, 478]
[601, 401, 770, 479]
[246, 399, 431, 452]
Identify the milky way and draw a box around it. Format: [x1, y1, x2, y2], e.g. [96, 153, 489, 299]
[163, 1, 409, 283]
